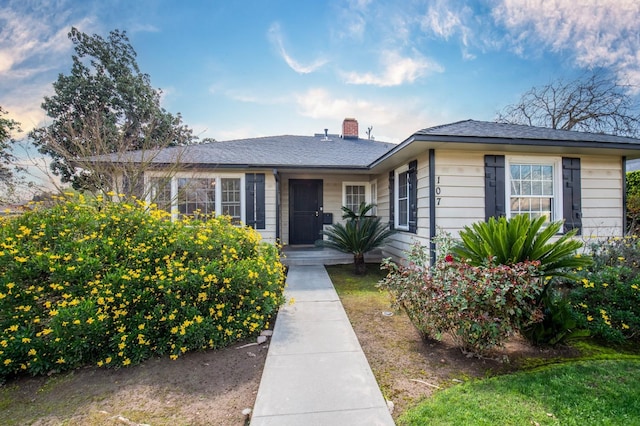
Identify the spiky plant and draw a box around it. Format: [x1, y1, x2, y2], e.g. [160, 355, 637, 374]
[322, 202, 395, 275]
[452, 214, 592, 280]
[452, 214, 593, 345]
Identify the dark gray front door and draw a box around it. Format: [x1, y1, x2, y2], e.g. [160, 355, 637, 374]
[289, 179, 323, 245]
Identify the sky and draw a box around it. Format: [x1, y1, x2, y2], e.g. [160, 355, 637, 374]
[2, 0, 640, 148]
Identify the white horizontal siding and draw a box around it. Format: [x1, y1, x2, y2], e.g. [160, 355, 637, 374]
[433, 151, 485, 236]
[581, 156, 623, 238]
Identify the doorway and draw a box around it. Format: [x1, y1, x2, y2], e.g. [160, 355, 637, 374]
[289, 179, 323, 245]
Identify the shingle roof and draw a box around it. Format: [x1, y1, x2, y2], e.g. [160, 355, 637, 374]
[103, 134, 396, 169]
[96, 119, 640, 169]
[415, 119, 640, 146]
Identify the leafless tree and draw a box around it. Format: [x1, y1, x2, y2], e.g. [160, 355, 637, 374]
[496, 71, 640, 137]
[32, 110, 188, 204]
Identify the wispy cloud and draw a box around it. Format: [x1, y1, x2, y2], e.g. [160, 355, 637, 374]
[341, 50, 443, 87]
[420, 0, 476, 60]
[267, 22, 327, 74]
[493, 0, 640, 88]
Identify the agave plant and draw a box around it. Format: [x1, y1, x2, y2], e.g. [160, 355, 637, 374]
[322, 202, 395, 275]
[452, 214, 592, 280]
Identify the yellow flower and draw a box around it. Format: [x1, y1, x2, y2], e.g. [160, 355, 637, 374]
[587, 315, 594, 322]
[3, 359, 12, 365]
[170, 354, 178, 360]
[28, 348, 36, 356]
[622, 323, 630, 330]
[123, 358, 131, 366]
[56, 357, 65, 364]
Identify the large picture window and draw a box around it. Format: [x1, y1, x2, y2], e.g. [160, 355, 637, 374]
[146, 174, 245, 223]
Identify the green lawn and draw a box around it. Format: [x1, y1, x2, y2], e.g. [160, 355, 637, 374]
[398, 359, 640, 425]
[327, 263, 640, 426]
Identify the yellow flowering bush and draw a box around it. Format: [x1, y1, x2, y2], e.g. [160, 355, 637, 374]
[0, 194, 285, 381]
[568, 236, 640, 343]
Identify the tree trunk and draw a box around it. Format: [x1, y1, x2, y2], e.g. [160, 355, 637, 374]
[353, 253, 366, 275]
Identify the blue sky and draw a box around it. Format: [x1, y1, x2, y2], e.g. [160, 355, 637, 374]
[2, 0, 640, 145]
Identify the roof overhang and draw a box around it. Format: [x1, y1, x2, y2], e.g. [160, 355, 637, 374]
[368, 134, 640, 173]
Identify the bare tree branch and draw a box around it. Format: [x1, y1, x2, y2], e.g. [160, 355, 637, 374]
[496, 71, 640, 137]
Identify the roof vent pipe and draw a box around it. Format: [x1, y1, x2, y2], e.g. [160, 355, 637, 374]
[323, 128, 329, 141]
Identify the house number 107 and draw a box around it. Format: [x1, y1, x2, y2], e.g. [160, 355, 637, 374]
[435, 176, 441, 205]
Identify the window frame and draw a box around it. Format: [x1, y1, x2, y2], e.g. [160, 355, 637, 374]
[505, 155, 563, 223]
[342, 182, 371, 213]
[146, 172, 246, 223]
[394, 164, 410, 231]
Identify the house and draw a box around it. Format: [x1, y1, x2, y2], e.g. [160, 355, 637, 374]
[106, 118, 640, 264]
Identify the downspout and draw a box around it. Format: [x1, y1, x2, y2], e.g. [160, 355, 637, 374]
[622, 157, 627, 235]
[273, 169, 280, 242]
[429, 149, 436, 266]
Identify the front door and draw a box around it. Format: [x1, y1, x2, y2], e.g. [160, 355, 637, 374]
[289, 179, 323, 245]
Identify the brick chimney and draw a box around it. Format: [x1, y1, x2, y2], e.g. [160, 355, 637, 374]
[342, 118, 359, 139]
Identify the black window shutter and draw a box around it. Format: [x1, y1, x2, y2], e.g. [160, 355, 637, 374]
[562, 157, 582, 234]
[484, 155, 506, 221]
[408, 160, 418, 233]
[245, 173, 266, 230]
[388, 171, 395, 230]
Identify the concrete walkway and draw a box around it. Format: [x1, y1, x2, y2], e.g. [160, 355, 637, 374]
[251, 265, 395, 425]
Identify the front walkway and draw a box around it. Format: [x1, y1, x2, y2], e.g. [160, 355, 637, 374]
[251, 264, 395, 425]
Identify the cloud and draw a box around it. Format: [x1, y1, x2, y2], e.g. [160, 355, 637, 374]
[493, 0, 640, 87]
[341, 50, 443, 87]
[267, 22, 327, 74]
[294, 87, 436, 143]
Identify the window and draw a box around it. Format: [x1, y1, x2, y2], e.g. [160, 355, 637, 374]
[146, 174, 245, 223]
[390, 160, 417, 232]
[221, 178, 242, 223]
[506, 157, 561, 222]
[148, 177, 172, 213]
[343, 183, 368, 212]
[178, 178, 216, 216]
[396, 170, 409, 228]
[485, 155, 581, 234]
[370, 181, 377, 216]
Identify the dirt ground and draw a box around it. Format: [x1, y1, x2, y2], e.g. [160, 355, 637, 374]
[1, 270, 578, 425]
[337, 287, 580, 418]
[1, 340, 270, 426]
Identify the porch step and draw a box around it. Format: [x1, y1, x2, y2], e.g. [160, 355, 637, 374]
[280, 247, 383, 266]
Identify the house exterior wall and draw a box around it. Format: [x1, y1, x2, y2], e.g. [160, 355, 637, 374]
[581, 156, 624, 237]
[377, 149, 625, 263]
[279, 173, 374, 246]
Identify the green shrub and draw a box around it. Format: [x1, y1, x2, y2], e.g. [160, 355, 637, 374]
[379, 243, 544, 355]
[452, 214, 591, 280]
[0, 193, 285, 381]
[567, 236, 640, 343]
[452, 215, 591, 346]
[322, 202, 394, 275]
